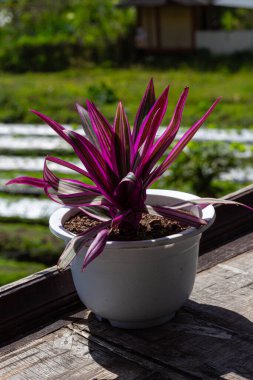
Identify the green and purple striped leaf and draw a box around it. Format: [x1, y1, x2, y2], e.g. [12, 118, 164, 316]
[30, 110, 72, 145]
[82, 228, 110, 270]
[45, 188, 104, 206]
[46, 156, 91, 179]
[76, 103, 100, 149]
[146, 205, 207, 228]
[114, 172, 144, 209]
[57, 222, 111, 271]
[134, 86, 169, 151]
[65, 130, 116, 198]
[169, 197, 253, 213]
[137, 87, 189, 179]
[133, 78, 156, 142]
[43, 158, 98, 195]
[6, 176, 46, 188]
[79, 205, 112, 222]
[86, 100, 114, 168]
[147, 97, 222, 185]
[112, 102, 133, 177]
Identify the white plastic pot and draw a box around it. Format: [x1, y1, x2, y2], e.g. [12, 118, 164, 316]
[50, 189, 215, 329]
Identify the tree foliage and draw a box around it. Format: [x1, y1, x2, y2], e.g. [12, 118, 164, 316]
[221, 8, 253, 31]
[0, 0, 136, 71]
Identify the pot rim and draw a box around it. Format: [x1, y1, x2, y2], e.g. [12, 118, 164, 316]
[49, 189, 215, 248]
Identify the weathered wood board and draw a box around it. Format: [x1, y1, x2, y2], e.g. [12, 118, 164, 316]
[1, 250, 253, 380]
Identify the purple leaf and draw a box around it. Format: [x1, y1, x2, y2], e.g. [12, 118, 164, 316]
[6, 177, 46, 188]
[30, 110, 72, 144]
[31, 109, 106, 186]
[86, 100, 114, 167]
[147, 97, 222, 185]
[57, 222, 111, 271]
[43, 159, 101, 204]
[87, 100, 113, 140]
[43, 159, 88, 194]
[132, 86, 169, 175]
[132, 108, 161, 173]
[133, 79, 156, 142]
[76, 103, 100, 149]
[82, 228, 110, 270]
[113, 172, 145, 209]
[112, 208, 142, 230]
[65, 130, 116, 198]
[112, 102, 133, 177]
[45, 156, 92, 181]
[44, 159, 95, 194]
[137, 87, 189, 179]
[134, 86, 169, 151]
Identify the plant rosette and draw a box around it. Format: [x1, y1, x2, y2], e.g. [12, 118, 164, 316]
[50, 189, 215, 328]
[7, 79, 253, 328]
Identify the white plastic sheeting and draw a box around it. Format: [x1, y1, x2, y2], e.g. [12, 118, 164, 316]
[2, 124, 253, 143]
[0, 156, 82, 172]
[0, 136, 70, 151]
[0, 198, 59, 219]
[0, 124, 73, 136]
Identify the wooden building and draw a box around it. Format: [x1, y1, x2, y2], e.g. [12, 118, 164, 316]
[120, 0, 253, 54]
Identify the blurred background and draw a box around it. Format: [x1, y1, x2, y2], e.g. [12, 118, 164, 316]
[1, 0, 253, 285]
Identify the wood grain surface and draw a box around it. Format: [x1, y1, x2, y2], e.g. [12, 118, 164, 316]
[1, 250, 253, 380]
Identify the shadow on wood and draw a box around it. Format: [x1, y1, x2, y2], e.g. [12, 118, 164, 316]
[67, 301, 253, 379]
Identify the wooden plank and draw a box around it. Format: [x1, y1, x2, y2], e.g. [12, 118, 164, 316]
[0, 267, 82, 346]
[0, 328, 161, 380]
[200, 185, 253, 253]
[1, 250, 253, 379]
[198, 231, 253, 272]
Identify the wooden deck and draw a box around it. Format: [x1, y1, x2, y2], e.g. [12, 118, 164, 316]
[1, 248, 253, 379]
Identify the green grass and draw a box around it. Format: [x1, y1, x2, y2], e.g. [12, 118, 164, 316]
[0, 222, 64, 265]
[0, 257, 46, 286]
[1, 66, 253, 128]
[0, 220, 63, 286]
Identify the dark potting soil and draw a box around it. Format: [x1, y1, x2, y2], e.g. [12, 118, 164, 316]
[64, 213, 189, 241]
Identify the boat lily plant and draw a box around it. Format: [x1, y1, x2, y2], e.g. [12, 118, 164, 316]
[6, 80, 252, 271]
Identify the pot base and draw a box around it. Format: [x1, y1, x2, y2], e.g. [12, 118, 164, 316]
[95, 312, 175, 329]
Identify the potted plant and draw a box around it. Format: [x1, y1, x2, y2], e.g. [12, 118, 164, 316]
[6, 80, 250, 328]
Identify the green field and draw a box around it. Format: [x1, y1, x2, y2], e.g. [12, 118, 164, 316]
[0, 222, 64, 264]
[1, 65, 253, 128]
[0, 257, 46, 286]
[0, 221, 65, 285]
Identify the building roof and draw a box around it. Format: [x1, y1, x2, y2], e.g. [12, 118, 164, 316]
[119, 0, 253, 8]
[215, 0, 253, 9]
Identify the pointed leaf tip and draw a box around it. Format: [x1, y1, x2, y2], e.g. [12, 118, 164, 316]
[57, 222, 111, 271]
[133, 79, 156, 141]
[5, 176, 46, 188]
[82, 228, 109, 271]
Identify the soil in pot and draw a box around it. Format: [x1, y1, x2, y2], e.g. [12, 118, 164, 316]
[63, 212, 190, 241]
